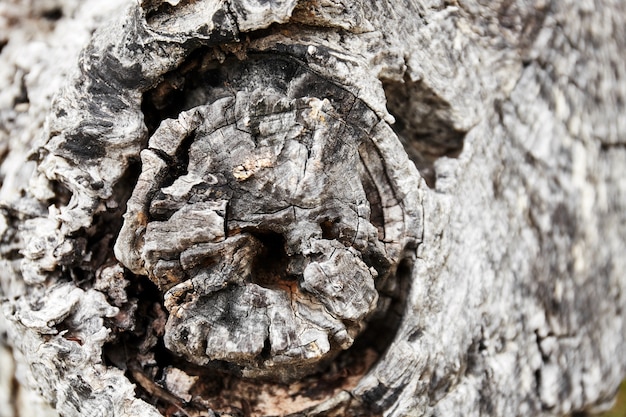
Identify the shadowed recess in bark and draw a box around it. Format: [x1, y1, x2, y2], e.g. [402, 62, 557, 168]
[382, 76, 468, 188]
[101, 47, 419, 416]
[103, 256, 411, 416]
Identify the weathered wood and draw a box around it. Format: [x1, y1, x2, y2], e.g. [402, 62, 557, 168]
[0, 0, 625, 416]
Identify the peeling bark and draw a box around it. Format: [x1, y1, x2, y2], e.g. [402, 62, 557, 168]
[0, 0, 625, 416]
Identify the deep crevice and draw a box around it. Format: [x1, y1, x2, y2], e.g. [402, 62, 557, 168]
[382, 76, 467, 188]
[320, 218, 341, 240]
[13, 73, 29, 106]
[141, 47, 209, 136]
[260, 337, 272, 361]
[248, 230, 297, 290]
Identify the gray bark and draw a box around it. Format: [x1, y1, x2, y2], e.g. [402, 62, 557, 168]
[0, 0, 625, 416]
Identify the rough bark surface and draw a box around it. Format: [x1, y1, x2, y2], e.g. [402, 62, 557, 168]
[0, 0, 625, 416]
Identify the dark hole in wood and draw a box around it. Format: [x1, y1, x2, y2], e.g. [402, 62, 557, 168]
[363, 256, 413, 349]
[248, 231, 298, 290]
[67, 266, 89, 288]
[83, 159, 142, 275]
[382, 76, 467, 188]
[0, 206, 30, 261]
[320, 218, 340, 240]
[154, 132, 194, 195]
[41, 7, 63, 21]
[260, 338, 272, 360]
[140, 48, 207, 135]
[178, 328, 189, 343]
[48, 180, 72, 207]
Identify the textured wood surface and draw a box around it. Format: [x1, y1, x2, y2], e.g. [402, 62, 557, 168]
[0, 0, 625, 416]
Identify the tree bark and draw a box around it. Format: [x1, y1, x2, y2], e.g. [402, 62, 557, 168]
[0, 0, 625, 416]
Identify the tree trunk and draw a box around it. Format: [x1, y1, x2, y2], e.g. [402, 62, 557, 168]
[1, 0, 625, 416]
